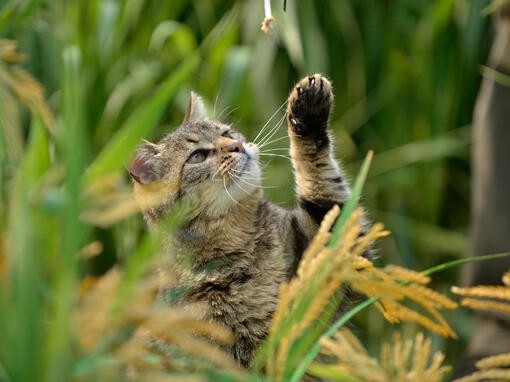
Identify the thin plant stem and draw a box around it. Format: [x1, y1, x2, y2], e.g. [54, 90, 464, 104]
[289, 250, 510, 381]
[289, 297, 379, 382]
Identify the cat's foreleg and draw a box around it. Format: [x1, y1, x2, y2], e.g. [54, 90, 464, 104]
[287, 74, 352, 237]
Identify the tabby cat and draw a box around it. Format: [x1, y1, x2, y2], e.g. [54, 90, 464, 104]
[129, 74, 354, 366]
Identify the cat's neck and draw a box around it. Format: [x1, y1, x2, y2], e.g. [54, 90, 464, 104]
[176, 188, 264, 267]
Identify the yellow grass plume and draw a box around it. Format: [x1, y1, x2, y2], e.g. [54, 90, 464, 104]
[451, 272, 510, 382]
[80, 173, 180, 228]
[451, 272, 510, 317]
[316, 330, 451, 382]
[74, 266, 243, 380]
[264, 205, 457, 379]
[451, 353, 510, 382]
[0, 39, 55, 133]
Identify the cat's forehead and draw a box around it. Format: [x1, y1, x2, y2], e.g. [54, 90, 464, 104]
[180, 120, 228, 136]
[158, 120, 237, 147]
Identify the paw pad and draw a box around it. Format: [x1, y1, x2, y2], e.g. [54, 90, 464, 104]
[287, 74, 333, 135]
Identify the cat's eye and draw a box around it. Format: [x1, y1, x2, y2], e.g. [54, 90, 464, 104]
[222, 131, 234, 139]
[187, 149, 209, 164]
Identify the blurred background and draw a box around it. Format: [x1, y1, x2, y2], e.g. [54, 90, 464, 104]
[0, 0, 495, 380]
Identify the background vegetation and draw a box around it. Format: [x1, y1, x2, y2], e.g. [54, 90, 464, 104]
[0, 0, 496, 380]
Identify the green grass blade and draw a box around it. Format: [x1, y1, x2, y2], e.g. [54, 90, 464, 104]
[350, 132, 469, 178]
[82, 52, 200, 184]
[421, 252, 510, 277]
[307, 362, 364, 382]
[329, 150, 373, 248]
[113, 199, 193, 313]
[480, 65, 510, 87]
[280, 291, 343, 379]
[288, 252, 510, 381]
[82, 3, 241, 185]
[481, 0, 510, 16]
[2, 111, 50, 382]
[289, 296, 378, 382]
[42, 44, 87, 382]
[252, 151, 374, 377]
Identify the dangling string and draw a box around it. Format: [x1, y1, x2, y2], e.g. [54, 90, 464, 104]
[261, 0, 275, 34]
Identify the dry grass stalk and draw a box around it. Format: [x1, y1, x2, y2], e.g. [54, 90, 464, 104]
[268, 205, 341, 336]
[451, 285, 510, 301]
[450, 273, 510, 382]
[320, 329, 387, 382]
[74, 266, 242, 379]
[349, 263, 458, 338]
[266, 205, 456, 378]
[476, 353, 510, 369]
[75, 267, 123, 351]
[119, 310, 240, 372]
[78, 240, 104, 259]
[0, 39, 55, 133]
[0, 39, 28, 63]
[80, 176, 179, 227]
[320, 331, 450, 382]
[458, 299, 510, 316]
[503, 272, 510, 286]
[451, 368, 510, 382]
[385, 265, 431, 285]
[451, 273, 510, 317]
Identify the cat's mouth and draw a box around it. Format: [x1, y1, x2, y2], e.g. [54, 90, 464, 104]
[217, 155, 251, 181]
[214, 143, 261, 199]
[216, 143, 259, 179]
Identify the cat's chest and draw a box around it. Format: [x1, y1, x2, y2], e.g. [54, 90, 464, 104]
[187, 263, 284, 324]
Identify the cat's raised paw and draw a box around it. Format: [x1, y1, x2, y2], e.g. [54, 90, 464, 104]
[287, 74, 333, 137]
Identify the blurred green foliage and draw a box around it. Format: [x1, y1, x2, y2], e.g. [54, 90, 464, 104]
[0, 0, 494, 380]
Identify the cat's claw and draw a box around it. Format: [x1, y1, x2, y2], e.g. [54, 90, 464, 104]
[287, 74, 333, 136]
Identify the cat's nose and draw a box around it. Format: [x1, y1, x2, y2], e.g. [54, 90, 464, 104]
[228, 141, 245, 153]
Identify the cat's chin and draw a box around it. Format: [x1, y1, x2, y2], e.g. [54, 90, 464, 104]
[243, 142, 259, 160]
[195, 159, 262, 218]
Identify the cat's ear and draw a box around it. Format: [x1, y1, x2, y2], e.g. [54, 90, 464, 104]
[183, 91, 207, 123]
[128, 141, 160, 185]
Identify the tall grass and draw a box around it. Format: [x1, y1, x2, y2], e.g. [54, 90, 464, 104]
[0, 0, 498, 381]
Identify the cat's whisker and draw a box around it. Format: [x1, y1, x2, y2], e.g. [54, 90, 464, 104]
[251, 100, 287, 144]
[225, 167, 278, 191]
[223, 176, 241, 207]
[256, 116, 284, 146]
[211, 167, 222, 181]
[258, 153, 291, 161]
[229, 176, 252, 196]
[213, 92, 221, 119]
[259, 162, 271, 171]
[239, 175, 272, 184]
[258, 135, 289, 149]
[257, 122, 287, 150]
[225, 166, 269, 182]
[227, 167, 260, 177]
[217, 105, 239, 121]
[236, 175, 278, 190]
[252, 102, 287, 142]
[229, 173, 261, 189]
[260, 147, 289, 153]
[256, 114, 286, 148]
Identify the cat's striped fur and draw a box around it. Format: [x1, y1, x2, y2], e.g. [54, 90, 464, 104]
[130, 74, 353, 366]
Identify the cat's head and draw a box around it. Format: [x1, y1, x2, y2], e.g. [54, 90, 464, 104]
[128, 93, 261, 224]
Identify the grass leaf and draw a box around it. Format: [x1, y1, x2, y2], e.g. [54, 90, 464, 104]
[330, 150, 373, 247]
[83, 52, 200, 184]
